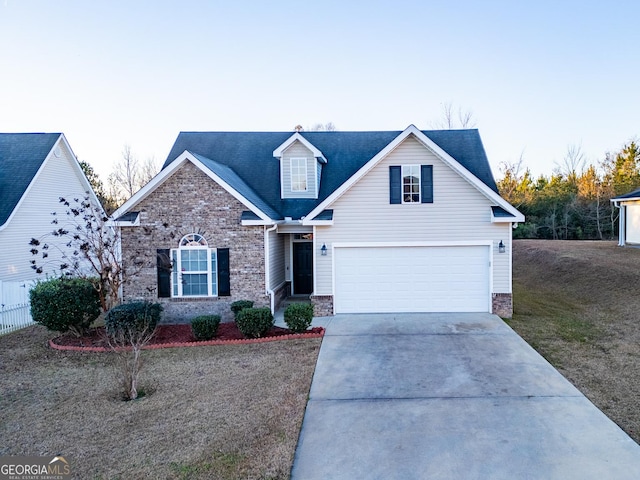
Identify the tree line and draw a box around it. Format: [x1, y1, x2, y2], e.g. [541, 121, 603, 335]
[497, 141, 640, 240]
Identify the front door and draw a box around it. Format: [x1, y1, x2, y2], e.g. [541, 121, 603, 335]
[293, 242, 313, 295]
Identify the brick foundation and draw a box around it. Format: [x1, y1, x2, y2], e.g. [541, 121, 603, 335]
[310, 295, 334, 317]
[271, 282, 289, 312]
[492, 293, 513, 318]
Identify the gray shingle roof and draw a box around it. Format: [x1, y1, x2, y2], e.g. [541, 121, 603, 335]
[0, 133, 60, 226]
[492, 206, 516, 218]
[163, 129, 498, 220]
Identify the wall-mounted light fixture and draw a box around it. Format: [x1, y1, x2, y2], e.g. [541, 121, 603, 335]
[321, 243, 327, 256]
[498, 240, 506, 254]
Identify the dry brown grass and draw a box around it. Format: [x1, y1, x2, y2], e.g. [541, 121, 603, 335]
[0, 325, 321, 479]
[507, 240, 640, 443]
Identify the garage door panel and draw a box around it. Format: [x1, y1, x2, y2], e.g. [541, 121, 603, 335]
[334, 246, 490, 313]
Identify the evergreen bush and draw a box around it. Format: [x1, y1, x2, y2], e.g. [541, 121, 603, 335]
[235, 307, 274, 338]
[230, 300, 254, 318]
[104, 301, 163, 339]
[284, 303, 314, 333]
[191, 315, 221, 341]
[29, 277, 101, 337]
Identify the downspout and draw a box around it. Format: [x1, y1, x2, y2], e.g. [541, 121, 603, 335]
[264, 224, 278, 314]
[612, 200, 625, 246]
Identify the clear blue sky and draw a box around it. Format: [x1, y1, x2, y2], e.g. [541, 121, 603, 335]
[1, 1, 638, 181]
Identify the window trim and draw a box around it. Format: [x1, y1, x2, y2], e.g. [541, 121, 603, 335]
[171, 234, 218, 298]
[401, 165, 421, 204]
[290, 157, 308, 192]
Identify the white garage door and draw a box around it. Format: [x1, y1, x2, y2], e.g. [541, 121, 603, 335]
[334, 245, 490, 313]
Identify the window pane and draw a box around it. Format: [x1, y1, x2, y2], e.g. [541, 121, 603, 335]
[182, 273, 208, 296]
[291, 158, 307, 192]
[401, 165, 421, 203]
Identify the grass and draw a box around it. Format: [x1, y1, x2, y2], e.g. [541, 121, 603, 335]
[0, 325, 321, 479]
[506, 240, 640, 442]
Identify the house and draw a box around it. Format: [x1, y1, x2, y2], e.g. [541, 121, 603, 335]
[0, 133, 100, 284]
[112, 125, 524, 322]
[611, 187, 640, 246]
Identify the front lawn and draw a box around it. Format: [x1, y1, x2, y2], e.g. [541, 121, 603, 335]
[0, 325, 321, 479]
[507, 240, 640, 443]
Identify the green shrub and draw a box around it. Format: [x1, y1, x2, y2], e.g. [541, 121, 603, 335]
[230, 300, 254, 318]
[284, 303, 314, 333]
[104, 301, 163, 339]
[235, 307, 274, 338]
[191, 315, 221, 341]
[29, 277, 101, 337]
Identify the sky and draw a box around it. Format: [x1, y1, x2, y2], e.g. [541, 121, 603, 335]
[1, 1, 639, 181]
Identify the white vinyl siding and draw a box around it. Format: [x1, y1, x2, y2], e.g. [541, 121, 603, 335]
[625, 203, 640, 244]
[267, 227, 286, 289]
[314, 135, 511, 296]
[0, 139, 94, 282]
[281, 141, 318, 199]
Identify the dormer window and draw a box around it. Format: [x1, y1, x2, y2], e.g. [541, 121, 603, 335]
[274, 133, 326, 199]
[291, 158, 308, 192]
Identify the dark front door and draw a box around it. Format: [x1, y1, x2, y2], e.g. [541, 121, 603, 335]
[293, 242, 313, 295]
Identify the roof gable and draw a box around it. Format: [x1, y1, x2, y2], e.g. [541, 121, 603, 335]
[112, 151, 279, 223]
[0, 133, 62, 226]
[273, 132, 327, 163]
[155, 127, 515, 221]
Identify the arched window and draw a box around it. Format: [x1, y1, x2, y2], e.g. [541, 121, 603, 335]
[171, 233, 218, 297]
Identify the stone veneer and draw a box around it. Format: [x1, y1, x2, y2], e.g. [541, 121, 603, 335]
[492, 293, 513, 318]
[121, 161, 268, 323]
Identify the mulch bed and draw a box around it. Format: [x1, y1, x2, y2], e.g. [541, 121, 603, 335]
[49, 323, 324, 352]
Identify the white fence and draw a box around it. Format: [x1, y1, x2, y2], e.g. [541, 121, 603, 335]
[0, 280, 35, 335]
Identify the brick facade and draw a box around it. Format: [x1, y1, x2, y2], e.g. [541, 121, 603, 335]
[310, 294, 334, 317]
[120, 162, 268, 323]
[492, 293, 513, 318]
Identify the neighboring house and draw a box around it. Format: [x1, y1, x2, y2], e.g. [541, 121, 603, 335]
[112, 125, 524, 322]
[611, 187, 640, 246]
[0, 133, 100, 283]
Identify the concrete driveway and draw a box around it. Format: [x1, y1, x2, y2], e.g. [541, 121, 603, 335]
[290, 313, 640, 479]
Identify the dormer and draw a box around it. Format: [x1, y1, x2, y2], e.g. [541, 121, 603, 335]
[273, 132, 327, 199]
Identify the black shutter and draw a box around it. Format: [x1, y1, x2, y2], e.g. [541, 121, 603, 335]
[389, 166, 401, 204]
[217, 248, 231, 296]
[157, 249, 171, 298]
[421, 165, 433, 203]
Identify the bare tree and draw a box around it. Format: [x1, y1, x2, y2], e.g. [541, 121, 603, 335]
[30, 194, 146, 311]
[105, 302, 161, 400]
[308, 122, 337, 132]
[430, 102, 477, 129]
[556, 143, 586, 185]
[139, 156, 158, 186]
[107, 145, 159, 206]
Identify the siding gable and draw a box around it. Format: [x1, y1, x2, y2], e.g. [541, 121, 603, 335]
[313, 135, 512, 295]
[280, 141, 319, 199]
[0, 140, 92, 281]
[329, 136, 493, 221]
